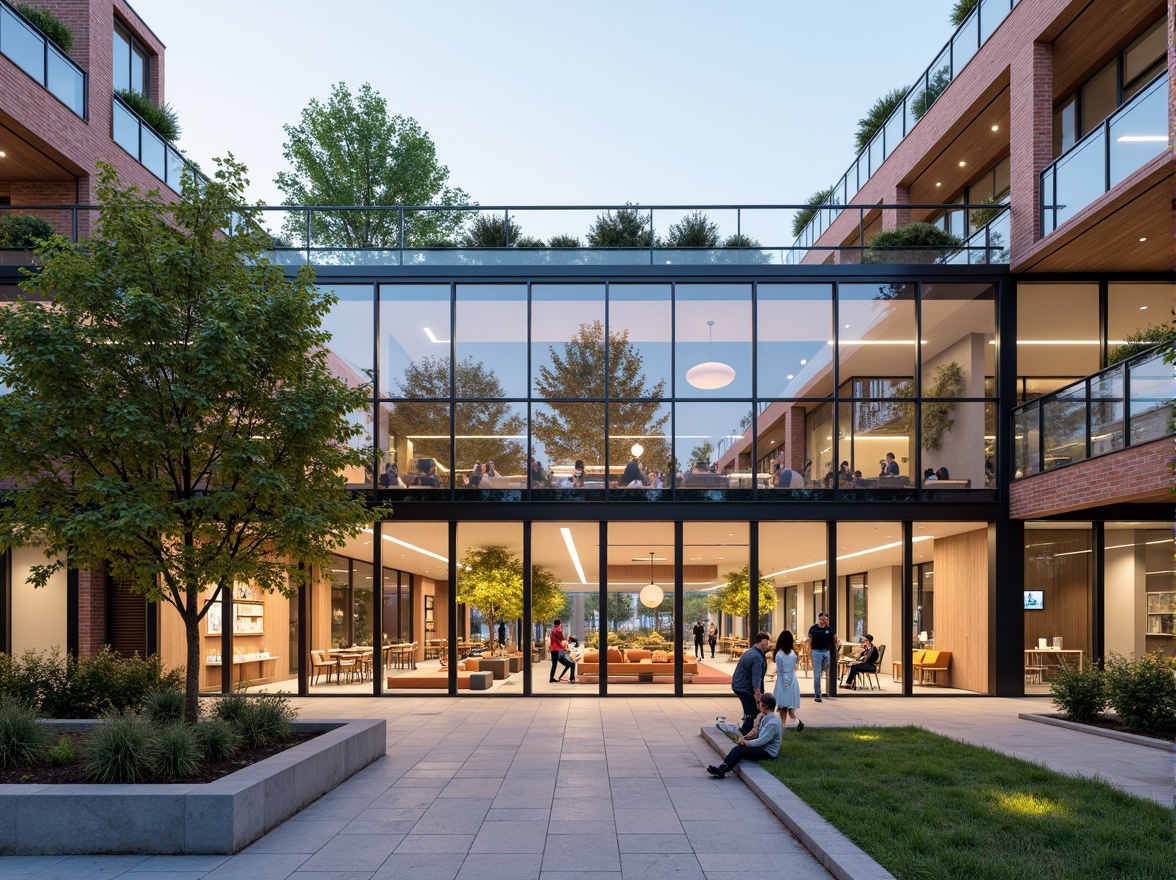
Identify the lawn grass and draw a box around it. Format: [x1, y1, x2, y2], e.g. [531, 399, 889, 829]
[762, 726, 1172, 880]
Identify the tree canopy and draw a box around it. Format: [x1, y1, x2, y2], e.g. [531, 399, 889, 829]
[386, 355, 525, 479]
[532, 321, 669, 469]
[455, 546, 563, 651]
[662, 211, 720, 247]
[586, 204, 653, 247]
[854, 88, 906, 152]
[707, 566, 778, 620]
[0, 159, 382, 720]
[275, 82, 472, 248]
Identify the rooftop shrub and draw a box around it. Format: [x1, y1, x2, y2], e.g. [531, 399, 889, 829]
[790, 187, 835, 238]
[0, 213, 55, 248]
[15, 4, 73, 52]
[115, 87, 182, 142]
[854, 88, 906, 153]
[861, 222, 961, 264]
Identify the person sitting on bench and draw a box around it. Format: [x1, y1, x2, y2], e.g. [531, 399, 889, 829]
[707, 693, 782, 779]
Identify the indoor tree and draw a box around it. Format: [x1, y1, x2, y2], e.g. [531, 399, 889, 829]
[707, 566, 778, 624]
[455, 546, 564, 653]
[0, 159, 383, 722]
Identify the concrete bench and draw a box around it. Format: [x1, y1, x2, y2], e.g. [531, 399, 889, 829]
[468, 670, 493, 690]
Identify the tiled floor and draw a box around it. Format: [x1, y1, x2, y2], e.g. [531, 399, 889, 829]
[1, 695, 1170, 879]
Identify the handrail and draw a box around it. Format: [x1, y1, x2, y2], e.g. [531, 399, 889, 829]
[788, 0, 1020, 255]
[1040, 70, 1168, 235]
[0, 202, 1013, 267]
[1011, 340, 1173, 479]
[0, 0, 87, 118]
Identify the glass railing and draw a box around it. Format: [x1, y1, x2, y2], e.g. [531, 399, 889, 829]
[1041, 72, 1168, 235]
[256, 203, 1010, 268]
[112, 96, 200, 194]
[1012, 342, 1173, 479]
[789, 0, 1020, 255]
[0, 0, 86, 118]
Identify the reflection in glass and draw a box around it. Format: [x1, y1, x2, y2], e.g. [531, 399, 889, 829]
[532, 402, 604, 478]
[380, 284, 451, 396]
[608, 284, 671, 393]
[676, 402, 751, 486]
[1014, 406, 1040, 478]
[1089, 369, 1124, 455]
[1108, 74, 1167, 189]
[531, 284, 605, 398]
[1128, 350, 1173, 444]
[1043, 387, 1088, 468]
[456, 284, 527, 398]
[385, 401, 451, 488]
[757, 284, 833, 399]
[838, 400, 914, 488]
[609, 402, 670, 486]
[455, 402, 526, 488]
[838, 283, 915, 383]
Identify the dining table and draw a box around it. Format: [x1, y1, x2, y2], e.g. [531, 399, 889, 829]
[328, 647, 374, 682]
[1024, 648, 1083, 681]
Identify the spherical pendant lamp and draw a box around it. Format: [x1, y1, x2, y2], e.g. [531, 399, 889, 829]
[686, 320, 735, 389]
[639, 552, 665, 608]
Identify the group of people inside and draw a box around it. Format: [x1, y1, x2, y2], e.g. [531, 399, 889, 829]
[708, 614, 880, 778]
[922, 466, 951, 481]
[691, 619, 719, 659]
[548, 618, 580, 683]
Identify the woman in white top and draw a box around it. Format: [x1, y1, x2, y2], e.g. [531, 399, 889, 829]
[772, 630, 804, 731]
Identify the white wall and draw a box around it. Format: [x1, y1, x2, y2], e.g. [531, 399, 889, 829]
[1104, 529, 1145, 658]
[866, 565, 902, 664]
[11, 546, 67, 654]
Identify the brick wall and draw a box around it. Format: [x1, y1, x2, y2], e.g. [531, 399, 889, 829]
[1008, 40, 1052, 256]
[75, 562, 107, 657]
[1009, 437, 1174, 518]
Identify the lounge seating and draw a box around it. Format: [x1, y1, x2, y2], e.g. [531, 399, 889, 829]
[914, 650, 952, 686]
[893, 649, 925, 682]
[310, 650, 338, 685]
[577, 647, 698, 681]
[386, 672, 483, 689]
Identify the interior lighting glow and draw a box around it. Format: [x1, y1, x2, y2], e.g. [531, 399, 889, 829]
[424, 327, 449, 344]
[686, 320, 735, 389]
[1116, 135, 1166, 142]
[561, 528, 587, 585]
[991, 124, 999, 131]
[958, 160, 967, 166]
[766, 535, 932, 577]
[360, 529, 459, 567]
[1139, 238, 1147, 243]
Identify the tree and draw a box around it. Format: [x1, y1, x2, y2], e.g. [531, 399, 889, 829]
[707, 566, 777, 620]
[0, 160, 382, 722]
[689, 440, 715, 468]
[606, 592, 635, 632]
[532, 321, 669, 468]
[275, 82, 472, 249]
[548, 234, 582, 248]
[456, 546, 563, 652]
[463, 214, 521, 248]
[662, 211, 720, 248]
[386, 355, 526, 478]
[854, 88, 906, 152]
[791, 187, 836, 237]
[950, 0, 978, 26]
[586, 204, 653, 247]
[683, 592, 710, 628]
[862, 223, 962, 264]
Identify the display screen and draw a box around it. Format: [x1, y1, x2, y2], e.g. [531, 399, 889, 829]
[1024, 590, 1044, 610]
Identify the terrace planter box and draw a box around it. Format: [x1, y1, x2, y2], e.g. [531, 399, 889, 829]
[0, 718, 385, 855]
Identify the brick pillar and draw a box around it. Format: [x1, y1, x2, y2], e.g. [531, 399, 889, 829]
[882, 184, 911, 232]
[1009, 40, 1053, 258]
[75, 563, 106, 657]
[783, 406, 808, 471]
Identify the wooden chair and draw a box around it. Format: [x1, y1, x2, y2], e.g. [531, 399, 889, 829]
[859, 645, 885, 690]
[335, 652, 359, 683]
[310, 650, 337, 685]
[894, 649, 925, 683]
[796, 645, 812, 677]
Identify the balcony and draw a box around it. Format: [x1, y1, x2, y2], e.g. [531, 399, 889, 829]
[790, 0, 1020, 254]
[111, 95, 195, 194]
[0, 0, 86, 118]
[1012, 342, 1172, 479]
[1040, 71, 1168, 236]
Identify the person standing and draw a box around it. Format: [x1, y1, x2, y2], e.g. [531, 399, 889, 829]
[805, 612, 840, 702]
[772, 630, 803, 731]
[707, 621, 718, 658]
[730, 632, 771, 734]
[549, 618, 575, 682]
[692, 619, 706, 660]
[707, 693, 782, 779]
[884, 452, 900, 475]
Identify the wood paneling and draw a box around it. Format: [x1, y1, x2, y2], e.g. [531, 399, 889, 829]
[105, 579, 146, 658]
[933, 529, 990, 692]
[1023, 530, 1092, 652]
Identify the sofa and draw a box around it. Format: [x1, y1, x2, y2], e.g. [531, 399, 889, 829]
[577, 647, 699, 681]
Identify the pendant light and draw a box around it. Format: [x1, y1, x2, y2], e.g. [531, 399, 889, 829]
[639, 551, 665, 609]
[686, 320, 736, 389]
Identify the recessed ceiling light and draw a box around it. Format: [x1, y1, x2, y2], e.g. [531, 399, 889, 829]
[935, 182, 941, 187]
[800, 359, 807, 365]
[958, 160, 966, 167]
[0, 151, 6, 157]
[991, 124, 999, 132]
[787, 374, 794, 380]
[1138, 237, 1147, 242]
[1139, 305, 1148, 310]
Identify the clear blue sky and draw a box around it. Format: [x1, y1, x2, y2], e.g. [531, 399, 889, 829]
[133, 1, 954, 224]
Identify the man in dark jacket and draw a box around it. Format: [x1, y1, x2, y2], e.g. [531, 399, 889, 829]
[730, 632, 771, 734]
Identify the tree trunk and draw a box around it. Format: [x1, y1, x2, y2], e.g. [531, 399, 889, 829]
[184, 609, 201, 723]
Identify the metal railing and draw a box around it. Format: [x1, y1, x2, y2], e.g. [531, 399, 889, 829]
[789, 0, 1020, 255]
[111, 95, 200, 194]
[0, 0, 86, 118]
[1040, 71, 1168, 235]
[1012, 342, 1172, 479]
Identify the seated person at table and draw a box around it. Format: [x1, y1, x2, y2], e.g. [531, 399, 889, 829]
[620, 458, 645, 487]
[707, 693, 782, 779]
[935, 466, 950, 481]
[843, 634, 880, 689]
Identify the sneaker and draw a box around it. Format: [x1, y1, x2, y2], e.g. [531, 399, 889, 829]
[797, 720, 805, 732]
[814, 696, 822, 702]
[707, 765, 727, 779]
[715, 721, 739, 734]
[548, 678, 557, 683]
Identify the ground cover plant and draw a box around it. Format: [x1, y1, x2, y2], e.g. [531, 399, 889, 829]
[762, 726, 1171, 880]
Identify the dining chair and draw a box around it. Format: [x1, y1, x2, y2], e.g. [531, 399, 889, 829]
[310, 650, 338, 685]
[859, 645, 885, 690]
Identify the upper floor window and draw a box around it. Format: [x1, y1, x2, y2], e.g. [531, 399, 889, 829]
[112, 21, 148, 94]
[1052, 17, 1165, 157]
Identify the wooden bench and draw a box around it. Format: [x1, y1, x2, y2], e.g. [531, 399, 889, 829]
[893, 649, 926, 683]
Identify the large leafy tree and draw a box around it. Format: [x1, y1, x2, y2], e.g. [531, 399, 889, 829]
[0, 160, 382, 721]
[386, 355, 525, 479]
[533, 321, 669, 469]
[707, 566, 778, 620]
[456, 546, 563, 652]
[662, 211, 720, 247]
[275, 82, 472, 248]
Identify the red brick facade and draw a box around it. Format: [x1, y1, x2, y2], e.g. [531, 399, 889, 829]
[75, 563, 106, 657]
[1010, 437, 1174, 518]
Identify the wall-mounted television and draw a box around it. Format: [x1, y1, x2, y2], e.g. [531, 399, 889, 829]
[1024, 590, 1044, 610]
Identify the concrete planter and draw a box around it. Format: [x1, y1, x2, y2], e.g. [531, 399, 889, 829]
[0, 718, 385, 855]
